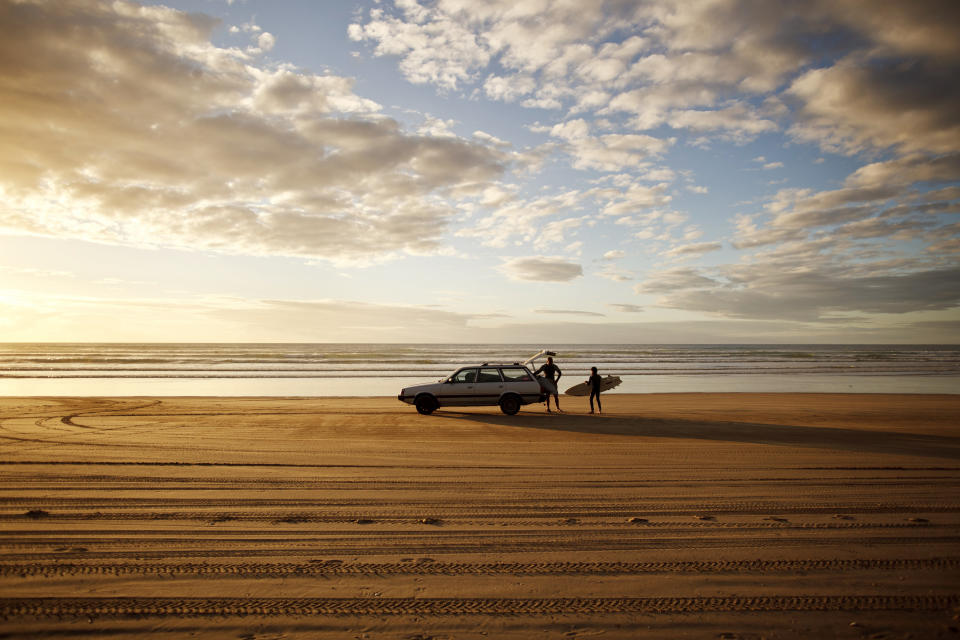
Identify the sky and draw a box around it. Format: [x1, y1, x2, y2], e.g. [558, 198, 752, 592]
[0, 0, 958, 343]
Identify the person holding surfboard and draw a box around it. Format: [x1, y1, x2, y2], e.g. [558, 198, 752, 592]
[563, 370, 622, 400]
[587, 366, 603, 414]
[533, 356, 562, 413]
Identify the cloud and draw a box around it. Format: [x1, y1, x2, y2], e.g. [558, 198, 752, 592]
[596, 263, 634, 282]
[666, 241, 723, 257]
[788, 58, 960, 156]
[350, 0, 960, 160]
[596, 183, 673, 216]
[711, 145, 960, 323]
[814, 0, 960, 60]
[345, 0, 960, 295]
[545, 121, 675, 172]
[537, 217, 582, 246]
[602, 250, 625, 260]
[349, 1, 808, 137]
[0, 0, 509, 266]
[348, 5, 490, 90]
[483, 74, 536, 102]
[499, 256, 583, 282]
[247, 67, 382, 115]
[254, 32, 275, 52]
[472, 130, 512, 148]
[456, 190, 586, 248]
[636, 267, 719, 294]
[666, 102, 778, 141]
[550, 119, 591, 141]
[608, 303, 644, 313]
[534, 308, 605, 317]
[7, 0, 957, 333]
[844, 153, 960, 188]
[731, 157, 960, 251]
[653, 264, 960, 322]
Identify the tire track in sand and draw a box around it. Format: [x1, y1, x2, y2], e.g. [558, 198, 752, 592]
[3, 496, 958, 514]
[2, 595, 958, 618]
[3, 557, 958, 578]
[5, 535, 960, 560]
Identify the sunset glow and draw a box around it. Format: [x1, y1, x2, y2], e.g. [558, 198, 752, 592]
[1, 0, 957, 342]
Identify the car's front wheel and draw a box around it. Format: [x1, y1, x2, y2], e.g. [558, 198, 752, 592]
[415, 394, 438, 415]
[499, 395, 521, 415]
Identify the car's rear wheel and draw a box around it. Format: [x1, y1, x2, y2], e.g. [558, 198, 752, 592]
[415, 394, 438, 415]
[499, 395, 521, 415]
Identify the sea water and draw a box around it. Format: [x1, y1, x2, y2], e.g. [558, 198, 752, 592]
[0, 343, 957, 396]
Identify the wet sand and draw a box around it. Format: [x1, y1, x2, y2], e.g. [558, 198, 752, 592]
[1, 393, 959, 638]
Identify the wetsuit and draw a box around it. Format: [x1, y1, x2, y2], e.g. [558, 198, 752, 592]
[534, 362, 562, 411]
[588, 373, 602, 413]
[535, 363, 561, 388]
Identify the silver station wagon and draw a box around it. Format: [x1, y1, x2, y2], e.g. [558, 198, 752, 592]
[398, 362, 547, 415]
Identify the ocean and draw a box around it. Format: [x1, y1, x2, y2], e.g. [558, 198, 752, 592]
[0, 343, 958, 397]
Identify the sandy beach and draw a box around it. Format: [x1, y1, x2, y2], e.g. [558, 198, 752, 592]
[1, 393, 958, 638]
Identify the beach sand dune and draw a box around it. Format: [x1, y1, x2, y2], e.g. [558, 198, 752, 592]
[1, 393, 958, 638]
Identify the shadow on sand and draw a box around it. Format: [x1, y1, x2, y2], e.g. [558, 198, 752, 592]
[435, 410, 960, 461]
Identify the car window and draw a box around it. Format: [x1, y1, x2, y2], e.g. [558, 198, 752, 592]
[477, 367, 502, 383]
[500, 367, 532, 382]
[451, 368, 478, 383]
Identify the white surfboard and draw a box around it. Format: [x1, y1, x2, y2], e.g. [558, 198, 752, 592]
[565, 375, 622, 396]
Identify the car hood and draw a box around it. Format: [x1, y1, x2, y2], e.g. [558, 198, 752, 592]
[402, 381, 445, 395]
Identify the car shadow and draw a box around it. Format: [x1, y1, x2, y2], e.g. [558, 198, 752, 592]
[434, 410, 960, 461]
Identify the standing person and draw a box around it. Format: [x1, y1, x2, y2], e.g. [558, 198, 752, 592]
[534, 356, 562, 413]
[588, 366, 603, 414]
